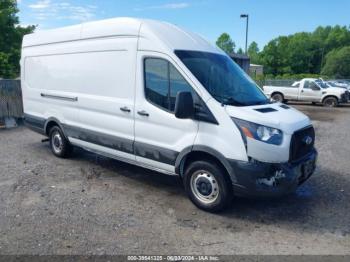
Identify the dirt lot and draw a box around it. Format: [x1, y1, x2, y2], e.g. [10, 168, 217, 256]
[0, 103, 350, 255]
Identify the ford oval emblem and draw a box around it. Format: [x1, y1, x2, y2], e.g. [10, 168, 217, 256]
[303, 136, 313, 145]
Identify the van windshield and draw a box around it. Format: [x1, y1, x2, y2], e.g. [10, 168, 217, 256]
[175, 50, 268, 106]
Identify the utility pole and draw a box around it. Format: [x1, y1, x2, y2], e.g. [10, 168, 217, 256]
[240, 14, 249, 55]
[320, 47, 325, 70]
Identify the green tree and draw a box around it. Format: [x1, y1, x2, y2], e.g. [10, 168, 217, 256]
[321, 46, 350, 77]
[0, 0, 35, 78]
[236, 47, 244, 54]
[216, 33, 235, 54]
[287, 32, 317, 74]
[325, 25, 350, 51]
[258, 25, 350, 77]
[248, 41, 260, 64]
[260, 36, 291, 75]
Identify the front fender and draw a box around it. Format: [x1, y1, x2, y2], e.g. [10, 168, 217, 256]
[321, 93, 341, 101]
[175, 145, 238, 183]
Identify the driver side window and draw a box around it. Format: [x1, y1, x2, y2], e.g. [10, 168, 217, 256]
[144, 58, 194, 112]
[304, 81, 319, 90]
[304, 81, 311, 89]
[310, 82, 318, 90]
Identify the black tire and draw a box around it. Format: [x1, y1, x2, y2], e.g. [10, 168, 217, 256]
[322, 97, 338, 107]
[271, 93, 284, 103]
[184, 160, 233, 212]
[49, 126, 73, 158]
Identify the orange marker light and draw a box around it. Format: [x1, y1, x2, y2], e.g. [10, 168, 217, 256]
[241, 127, 254, 138]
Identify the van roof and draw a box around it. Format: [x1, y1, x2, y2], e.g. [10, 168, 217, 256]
[22, 17, 221, 54]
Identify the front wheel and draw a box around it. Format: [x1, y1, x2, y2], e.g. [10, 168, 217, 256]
[323, 97, 338, 107]
[49, 126, 73, 158]
[184, 161, 233, 212]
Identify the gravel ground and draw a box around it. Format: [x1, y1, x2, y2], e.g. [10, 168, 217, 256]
[0, 103, 350, 255]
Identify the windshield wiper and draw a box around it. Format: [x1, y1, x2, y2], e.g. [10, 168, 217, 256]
[254, 99, 270, 105]
[220, 96, 245, 106]
[212, 94, 267, 107]
[211, 94, 243, 106]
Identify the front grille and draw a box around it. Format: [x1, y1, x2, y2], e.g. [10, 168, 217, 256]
[340, 91, 350, 102]
[341, 93, 347, 101]
[289, 126, 315, 162]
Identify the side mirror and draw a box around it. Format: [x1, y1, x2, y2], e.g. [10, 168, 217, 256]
[174, 91, 194, 119]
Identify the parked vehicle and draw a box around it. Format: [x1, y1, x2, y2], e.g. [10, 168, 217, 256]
[326, 81, 350, 91]
[329, 80, 350, 89]
[291, 81, 300, 87]
[264, 78, 348, 107]
[21, 18, 317, 212]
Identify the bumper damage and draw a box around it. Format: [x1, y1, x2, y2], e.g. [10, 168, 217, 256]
[229, 149, 317, 197]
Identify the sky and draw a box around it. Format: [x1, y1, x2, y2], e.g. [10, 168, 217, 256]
[18, 0, 350, 51]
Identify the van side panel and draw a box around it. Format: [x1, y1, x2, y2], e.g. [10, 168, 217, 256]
[22, 51, 80, 129]
[22, 37, 138, 160]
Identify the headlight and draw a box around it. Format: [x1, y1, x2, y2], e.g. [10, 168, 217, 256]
[232, 117, 283, 145]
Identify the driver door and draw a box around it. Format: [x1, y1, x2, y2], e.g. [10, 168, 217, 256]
[300, 81, 322, 102]
[134, 51, 199, 173]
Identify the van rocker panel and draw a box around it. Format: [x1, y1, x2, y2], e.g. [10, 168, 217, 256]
[24, 113, 46, 135]
[24, 114, 180, 166]
[63, 124, 134, 155]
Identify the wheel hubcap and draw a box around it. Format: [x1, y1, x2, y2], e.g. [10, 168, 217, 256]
[273, 95, 282, 102]
[196, 177, 213, 196]
[190, 171, 219, 204]
[327, 100, 335, 106]
[52, 132, 63, 154]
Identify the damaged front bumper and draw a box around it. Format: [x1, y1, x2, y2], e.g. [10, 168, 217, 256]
[229, 149, 317, 197]
[340, 92, 349, 103]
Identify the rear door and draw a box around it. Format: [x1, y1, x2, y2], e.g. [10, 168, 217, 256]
[67, 38, 137, 161]
[134, 51, 199, 173]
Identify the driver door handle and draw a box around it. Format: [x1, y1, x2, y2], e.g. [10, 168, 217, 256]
[137, 110, 149, 117]
[120, 106, 131, 112]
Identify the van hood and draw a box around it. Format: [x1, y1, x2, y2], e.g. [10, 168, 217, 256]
[225, 102, 311, 135]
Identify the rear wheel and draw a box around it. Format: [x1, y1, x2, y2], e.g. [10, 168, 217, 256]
[323, 97, 338, 107]
[49, 126, 72, 158]
[184, 161, 232, 212]
[271, 93, 284, 103]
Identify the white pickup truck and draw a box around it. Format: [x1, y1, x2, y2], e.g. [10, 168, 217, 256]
[263, 78, 349, 107]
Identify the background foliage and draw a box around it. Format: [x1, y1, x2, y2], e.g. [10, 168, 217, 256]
[216, 33, 236, 54]
[217, 25, 350, 78]
[0, 0, 35, 79]
[321, 46, 350, 77]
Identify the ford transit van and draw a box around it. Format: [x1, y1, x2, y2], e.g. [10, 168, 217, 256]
[21, 18, 317, 212]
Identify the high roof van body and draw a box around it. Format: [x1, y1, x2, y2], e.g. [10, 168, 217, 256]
[21, 18, 317, 211]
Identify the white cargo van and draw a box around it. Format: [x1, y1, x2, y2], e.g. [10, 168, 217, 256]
[21, 18, 317, 212]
